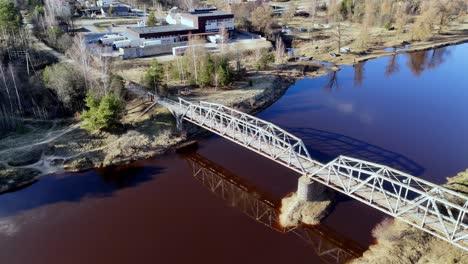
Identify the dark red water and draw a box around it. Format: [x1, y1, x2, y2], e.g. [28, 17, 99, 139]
[0, 44, 467, 263]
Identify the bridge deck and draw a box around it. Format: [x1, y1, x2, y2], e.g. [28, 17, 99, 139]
[158, 98, 468, 251]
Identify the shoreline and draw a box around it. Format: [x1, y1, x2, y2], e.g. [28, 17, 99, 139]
[352, 37, 468, 65]
[0, 62, 322, 194]
[1, 37, 467, 195]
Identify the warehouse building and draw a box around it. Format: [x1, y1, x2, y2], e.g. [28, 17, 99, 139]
[126, 8, 234, 40]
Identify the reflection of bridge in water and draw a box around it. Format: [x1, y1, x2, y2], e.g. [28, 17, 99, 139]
[159, 98, 468, 251]
[185, 153, 365, 264]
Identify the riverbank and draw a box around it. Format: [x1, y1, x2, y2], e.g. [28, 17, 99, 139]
[0, 61, 329, 194]
[351, 170, 467, 264]
[294, 16, 468, 66]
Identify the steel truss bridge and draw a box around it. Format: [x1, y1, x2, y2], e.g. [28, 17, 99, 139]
[186, 153, 364, 264]
[159, 98, 468, 251]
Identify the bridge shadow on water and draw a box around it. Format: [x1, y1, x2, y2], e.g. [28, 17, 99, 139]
[184, 152, 366, 264]
[0, 164, 164, 218]
[285, 127, 426, 204]
[286, 127, 425, 177]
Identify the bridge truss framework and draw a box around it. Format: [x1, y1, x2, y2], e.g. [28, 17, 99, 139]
[158, 97, 468, 251]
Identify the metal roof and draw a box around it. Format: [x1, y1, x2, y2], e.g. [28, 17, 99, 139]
[128, 24, 195, 34]
[183, 10, 233, 17]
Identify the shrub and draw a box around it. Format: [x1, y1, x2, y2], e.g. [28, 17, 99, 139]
[384, 22, 395, 31]
[144, 58, 164, 93]
[108, 74, 126, 99]
[199, 55, 215, 87]
[217, 57, 233, 87]
[81, 91, 123, 132]
[255, 49, 275, 70]
[43, 62, 87, 113]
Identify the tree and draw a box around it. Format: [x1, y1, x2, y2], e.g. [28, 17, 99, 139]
[251, 6, 273, 34]
[216, 57, 233, 87]
[199, 55, 214, 87]
[380, 0, 394, 27]
[179, 0, 199, 11]
[339, 0, 354, 20]
[144, 59, 164, 94]
[108, 5, 114, 17]
[282, 4, 296, 26]
[43, 62, 87, 113]
[108, 74, 125, 99]
[432, 0, 466, 33]
[0, 0, 22, 30]
[411, 2, 437, 40]
[147, 11, 157, 26]
[355, 25, 369, 49]
[219, 22, 229, 53]
[255, 49, 274, 70]
[67, 35, 91, 90]
[184, 35, 206, 84]
[363, 0, 378, 27]
[275, 36, 285, 63]
[333, 21, 345, 53]
[394, 2, 409, 39]
[81, 91, 123, 132]
[306, 0, 319, 39]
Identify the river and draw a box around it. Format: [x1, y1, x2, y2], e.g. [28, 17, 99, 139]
[0, 43, 467, 263]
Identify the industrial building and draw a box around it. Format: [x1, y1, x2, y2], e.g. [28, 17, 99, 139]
[127, 24, 195, 39]
[102, 7, 235, 59]
[126, 8, 234, 40]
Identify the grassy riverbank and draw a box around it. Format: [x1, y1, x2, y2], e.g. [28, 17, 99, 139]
[0, 61, 328, 193]
[293, 14, 468, 65]
[351, 171, 467, 264]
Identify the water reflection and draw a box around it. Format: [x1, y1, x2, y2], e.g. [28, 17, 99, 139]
[287, 127, 425, 176]
[353, 62, 365, 87]
[406, 47, 451, 76]
[385, 55, 399, 77]
[0, 164, 163, 218]
[185, 152, 365, 264]
[324, 71, 340, 91]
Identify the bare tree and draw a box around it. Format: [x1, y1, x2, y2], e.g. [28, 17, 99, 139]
[380, 0, 394, 26]
[8, 65, 22, 113]
[275, 35, 285, 63]
[356, 25, 370, 49]
[219, 22, 229, 53]
[67, 34, 91, 90]
[306, 0, 318, 39]
[184, 35, 206, 83]
[333, 21, 345, 53]
[432, 0, 466, 33]
[179, 0, 199, 11]
[0, 65, 13, 112]
[251, 5, 273, 34]
[282, 4, 296, 26]
[363, 0, 378, 27]
[411, 1, 437, 40]
[394, 1, 409, 40]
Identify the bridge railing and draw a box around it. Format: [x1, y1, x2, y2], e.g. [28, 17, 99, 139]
[311, 156, 467, 248]
[175, 98, 321, 172]
[158, 97, 468, 251]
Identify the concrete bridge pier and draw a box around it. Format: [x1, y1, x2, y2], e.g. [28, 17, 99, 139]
[174, 114, 184, 130]
[165, 108, 184, 130]
[279, 175, 332, 227]
[297, 175, 326, 202]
